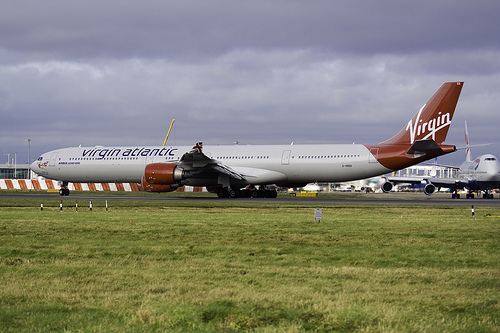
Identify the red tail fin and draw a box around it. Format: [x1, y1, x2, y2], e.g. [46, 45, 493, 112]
[382, 82, 463, 145]
[365, 82, 463, 171]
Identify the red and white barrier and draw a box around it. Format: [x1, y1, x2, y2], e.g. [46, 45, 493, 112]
[0, 179, 204, 192]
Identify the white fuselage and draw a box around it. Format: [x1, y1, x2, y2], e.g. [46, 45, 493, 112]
[30, 82, 465, 191]
[31, 144, 390, 186]
[458, 154, 500, 190]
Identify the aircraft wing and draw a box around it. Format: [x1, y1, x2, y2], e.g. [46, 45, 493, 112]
[421, 162, 460, 170]
[385, 176, 432, 186]
[212, 164, 245, 181]
[385, 175, 468, 190]
[423, 177, 468, 190]
[178, 142, 245, 180]
[176, 142, 286, 184]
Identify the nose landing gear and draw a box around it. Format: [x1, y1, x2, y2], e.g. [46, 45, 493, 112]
[59, 182, 70, 196]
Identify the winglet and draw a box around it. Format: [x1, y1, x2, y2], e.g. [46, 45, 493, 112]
[190, 142, 203, 153]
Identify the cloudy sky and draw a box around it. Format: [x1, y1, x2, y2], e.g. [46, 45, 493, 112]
[1, 0, 499, 166]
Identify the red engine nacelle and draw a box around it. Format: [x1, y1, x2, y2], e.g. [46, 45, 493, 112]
[144, 163, 184, 184]
[141, 176, 178, 192]
[141, 163, 185, 192]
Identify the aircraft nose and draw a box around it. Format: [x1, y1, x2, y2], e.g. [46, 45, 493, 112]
[492, 168, 500, 181]
[487, 166, 500, 181]
[30, 158, 43, 172]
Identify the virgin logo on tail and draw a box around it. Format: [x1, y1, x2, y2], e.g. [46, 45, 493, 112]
[405, 104, 452, 144]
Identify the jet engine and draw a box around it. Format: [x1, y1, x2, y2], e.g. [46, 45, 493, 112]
[423, 183, 436, 196]
[141, 176, 179, 192]
[141, 163, 185, 192]
[381, 181, 394, 193]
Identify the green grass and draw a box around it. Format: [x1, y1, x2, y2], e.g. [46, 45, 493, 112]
[1, 197, 499, 332]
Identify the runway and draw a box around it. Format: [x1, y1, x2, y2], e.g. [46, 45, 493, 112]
[1, 192, 500, 207]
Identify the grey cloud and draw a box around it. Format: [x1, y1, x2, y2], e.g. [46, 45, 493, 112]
[1, 1, 499, 62]
[1, 1, 499, 166]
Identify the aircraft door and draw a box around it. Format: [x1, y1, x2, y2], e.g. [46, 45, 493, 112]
[281, 150, 291, 165]
[369, 148, 379, 163]
[49, 152, 58, 167]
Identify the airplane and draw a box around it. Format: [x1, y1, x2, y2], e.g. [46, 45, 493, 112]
[31, 82, 464, 198]
[382, 121, 500, 199]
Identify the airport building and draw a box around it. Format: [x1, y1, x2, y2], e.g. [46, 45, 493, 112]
[391, 164, 459, 179]
[0, 163, 31, 180]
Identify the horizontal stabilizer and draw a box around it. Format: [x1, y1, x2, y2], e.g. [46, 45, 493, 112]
[406, 139, 444, 156]
[455, 143, 492, 151]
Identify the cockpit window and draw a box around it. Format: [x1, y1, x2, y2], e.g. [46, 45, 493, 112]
[38, 157, 43, 161]
[485, 157, 497, 161]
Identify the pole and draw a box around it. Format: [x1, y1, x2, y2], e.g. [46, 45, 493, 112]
[27, 139, 31, 183]
[163, 119, 175, 146]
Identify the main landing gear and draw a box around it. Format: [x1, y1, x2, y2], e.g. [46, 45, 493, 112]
[59, 182, 70, 196]
[216, 186, 278, 199]
[451, 189, 494, 199]
[451, 189, 461, 199]
[482, 191, 494, 199]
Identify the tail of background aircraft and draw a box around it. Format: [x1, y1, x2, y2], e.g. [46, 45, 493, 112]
[365, 82, 463, 171]
[464, 121, 472, 162]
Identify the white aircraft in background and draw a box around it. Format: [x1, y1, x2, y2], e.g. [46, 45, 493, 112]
[31, 82, 464, 198]
[382, 121, 500, 199]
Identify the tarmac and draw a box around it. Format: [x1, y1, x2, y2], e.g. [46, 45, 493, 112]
[1, 192, 500, 207]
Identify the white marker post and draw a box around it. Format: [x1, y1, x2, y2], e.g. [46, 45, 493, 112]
[314, 208, 322, 223]
[89, 200, 93, 212]
[472, 205, 475, 218]
[60, 200, 62, 212]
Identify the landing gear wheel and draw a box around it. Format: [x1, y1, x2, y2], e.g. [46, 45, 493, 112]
[217, 189, 229, 198]
[264, 190, 278, 198]
[59, 188, 69, 196]
[240, 189, 251, 198]
[251, 189, 262, 198]
[228, 189, 240, 198]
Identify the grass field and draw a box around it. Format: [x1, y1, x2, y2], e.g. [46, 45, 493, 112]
[1, 195, 499, 332]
